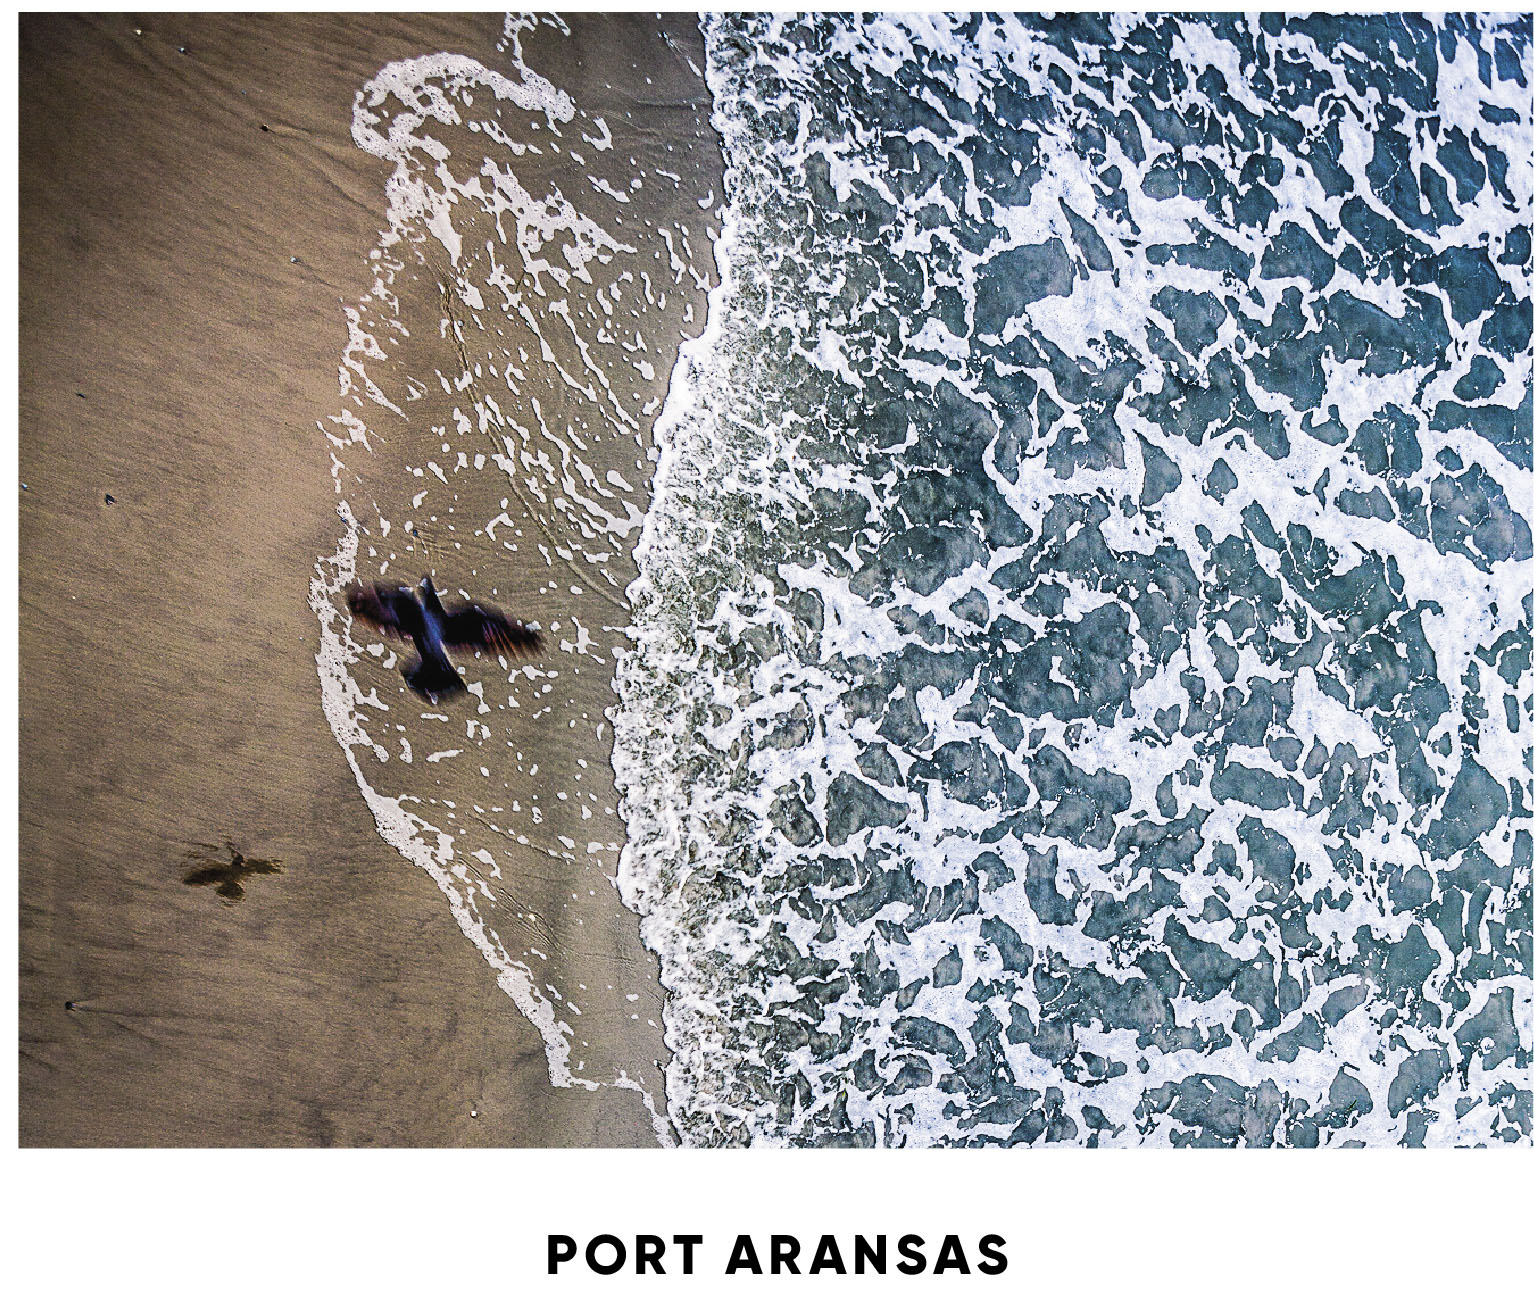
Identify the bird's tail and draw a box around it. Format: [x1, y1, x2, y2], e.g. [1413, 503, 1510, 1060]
[405, 652, 466, 700]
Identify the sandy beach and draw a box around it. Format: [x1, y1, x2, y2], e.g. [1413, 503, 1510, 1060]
[19, 12, 720, 1146]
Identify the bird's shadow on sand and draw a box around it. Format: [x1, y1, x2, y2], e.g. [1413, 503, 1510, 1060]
[182, 840, 283, 904]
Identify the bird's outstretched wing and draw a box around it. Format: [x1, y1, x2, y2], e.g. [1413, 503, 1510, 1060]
[441, 601, 543, 657]
[347, 583, 425, 640]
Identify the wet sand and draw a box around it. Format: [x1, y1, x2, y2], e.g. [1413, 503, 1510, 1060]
[19, 13, 720, 1146]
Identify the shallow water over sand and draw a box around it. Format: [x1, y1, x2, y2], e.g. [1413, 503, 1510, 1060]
[311, 15, 719, 1129]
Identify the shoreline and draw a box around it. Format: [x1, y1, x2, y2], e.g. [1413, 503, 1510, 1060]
[20, 13, 721, 1146]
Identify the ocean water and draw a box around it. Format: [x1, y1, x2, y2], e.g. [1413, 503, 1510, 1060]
[613, 13, 1532, 1146]
[316, 13, 1531, 1147]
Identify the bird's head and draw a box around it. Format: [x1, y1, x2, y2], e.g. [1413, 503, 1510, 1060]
[419, 574, 446, 614]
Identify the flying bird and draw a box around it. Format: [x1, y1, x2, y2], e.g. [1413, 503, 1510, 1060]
[346, 575, 542, 699]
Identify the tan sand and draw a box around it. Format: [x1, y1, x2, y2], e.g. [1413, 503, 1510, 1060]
[19, 12, 720, 1146]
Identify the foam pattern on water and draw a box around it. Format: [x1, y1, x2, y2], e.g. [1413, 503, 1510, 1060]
[615, 14, 1532, 1146]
